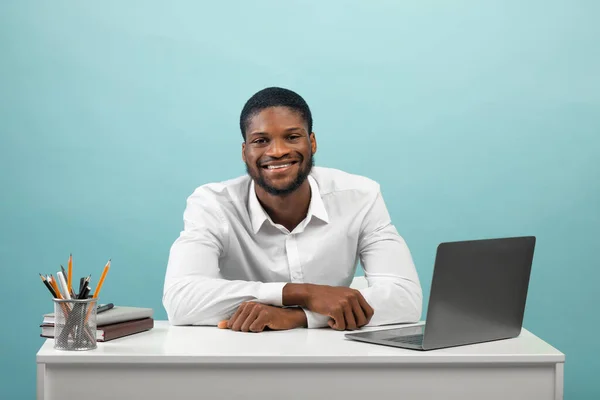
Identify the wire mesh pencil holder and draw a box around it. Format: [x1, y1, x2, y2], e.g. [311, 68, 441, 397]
[53, 298, 98, 351]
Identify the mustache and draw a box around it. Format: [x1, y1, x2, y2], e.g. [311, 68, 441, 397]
[257, 154, 303, 167]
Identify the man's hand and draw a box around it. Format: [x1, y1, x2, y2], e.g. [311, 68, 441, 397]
[217, 302, 307, 332]
[283, 284, 374, 330]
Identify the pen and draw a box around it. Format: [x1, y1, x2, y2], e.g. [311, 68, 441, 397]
[57, 271, 71, 300]
[97, 303, 114, 314]
[79, 277, 84, 295]
[77, 275, 90, 299]
[60, 265, 75, 298]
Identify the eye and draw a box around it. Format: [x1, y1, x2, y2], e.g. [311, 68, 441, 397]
[288, 134, 301, 141]
[252, 138, 268, 144]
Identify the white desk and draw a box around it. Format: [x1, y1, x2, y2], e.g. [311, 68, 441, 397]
[37, 321, 564, 400]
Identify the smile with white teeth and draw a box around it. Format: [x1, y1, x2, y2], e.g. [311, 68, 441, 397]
[267, 163, 291, 169]
[262, 161, 298, 170]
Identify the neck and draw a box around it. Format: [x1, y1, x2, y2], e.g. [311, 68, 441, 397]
[255, 180, 311, 232]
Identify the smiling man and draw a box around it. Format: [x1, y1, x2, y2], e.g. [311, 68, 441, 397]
[163, 87, 422, 332]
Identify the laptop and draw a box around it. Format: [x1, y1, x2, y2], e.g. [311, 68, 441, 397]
[345, 236, 536, 351]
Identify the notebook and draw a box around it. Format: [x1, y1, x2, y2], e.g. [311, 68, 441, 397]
[41, 317, 154, 342]
[43, 306, 153, 326]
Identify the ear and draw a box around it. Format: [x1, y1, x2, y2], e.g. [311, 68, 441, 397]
[310, 132, 317, 155]
[242, 141, 247, 163]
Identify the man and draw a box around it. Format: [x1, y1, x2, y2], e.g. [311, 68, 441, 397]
[163, 87, 422, 332]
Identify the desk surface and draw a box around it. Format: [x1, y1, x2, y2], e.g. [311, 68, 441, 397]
[37, 321, 564, 365]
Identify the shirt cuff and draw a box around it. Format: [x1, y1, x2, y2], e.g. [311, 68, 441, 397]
[257, 282, 286, 306]
[302, 308, 330, 328]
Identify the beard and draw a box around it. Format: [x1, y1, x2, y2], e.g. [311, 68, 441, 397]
[246, 152, 314, 196]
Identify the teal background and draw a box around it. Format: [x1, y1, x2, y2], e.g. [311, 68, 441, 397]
[1, 1, 598, 398]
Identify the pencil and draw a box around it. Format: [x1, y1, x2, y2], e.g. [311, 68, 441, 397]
[48, 275, 72, 337]
[39, 273, 57, 298]
[67, 253, 73, 294]
[48, 275, 64, 299]
[92, 259, 111, 298]
[83, 260, 111, 323]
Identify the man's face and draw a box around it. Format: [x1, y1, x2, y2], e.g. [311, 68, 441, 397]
[242, 106, 316, 196]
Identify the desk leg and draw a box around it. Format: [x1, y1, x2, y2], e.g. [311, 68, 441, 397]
[36, 363, 46, 400]
[555, 362, 564, 400]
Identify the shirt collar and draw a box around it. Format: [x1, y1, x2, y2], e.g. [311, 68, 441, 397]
[306, 175, 329, 225]
[248, 175, 329, 234]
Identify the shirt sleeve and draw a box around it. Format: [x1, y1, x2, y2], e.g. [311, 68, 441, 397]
[162, 190, 286, 326]
[302, 308, 331, 328]
[358, 190, 423, 326]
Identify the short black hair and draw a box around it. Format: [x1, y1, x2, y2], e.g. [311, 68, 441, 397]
[239, 87, 313, 140]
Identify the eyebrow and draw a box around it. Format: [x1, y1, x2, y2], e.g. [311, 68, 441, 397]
[248, 127, 306, 137]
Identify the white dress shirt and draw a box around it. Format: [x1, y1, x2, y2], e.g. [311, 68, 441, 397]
[163, 167, 422, 328]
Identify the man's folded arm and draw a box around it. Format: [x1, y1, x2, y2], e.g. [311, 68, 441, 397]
[286, 190, 423, 329]
[358, 191, 423, 327]
[162, 196, 285, 326]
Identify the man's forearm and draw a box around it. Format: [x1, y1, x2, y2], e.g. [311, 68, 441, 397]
[163, 276, 286, 325]
[282, 282, 376, 330]
[282, 283, 312, 307]
[282, 283, 327, 329]
[359, 279, 422, 326]
[288, 307, 309, 328]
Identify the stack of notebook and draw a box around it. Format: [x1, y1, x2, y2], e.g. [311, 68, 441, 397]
[41, 305, 154, 342]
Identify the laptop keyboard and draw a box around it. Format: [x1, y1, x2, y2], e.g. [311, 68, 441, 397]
[387, 333, 424, 345]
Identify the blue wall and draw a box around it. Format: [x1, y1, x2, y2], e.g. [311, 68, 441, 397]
[1, 1, 598, 398]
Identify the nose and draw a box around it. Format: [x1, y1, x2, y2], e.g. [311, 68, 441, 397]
[265, 137, 290, 158]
